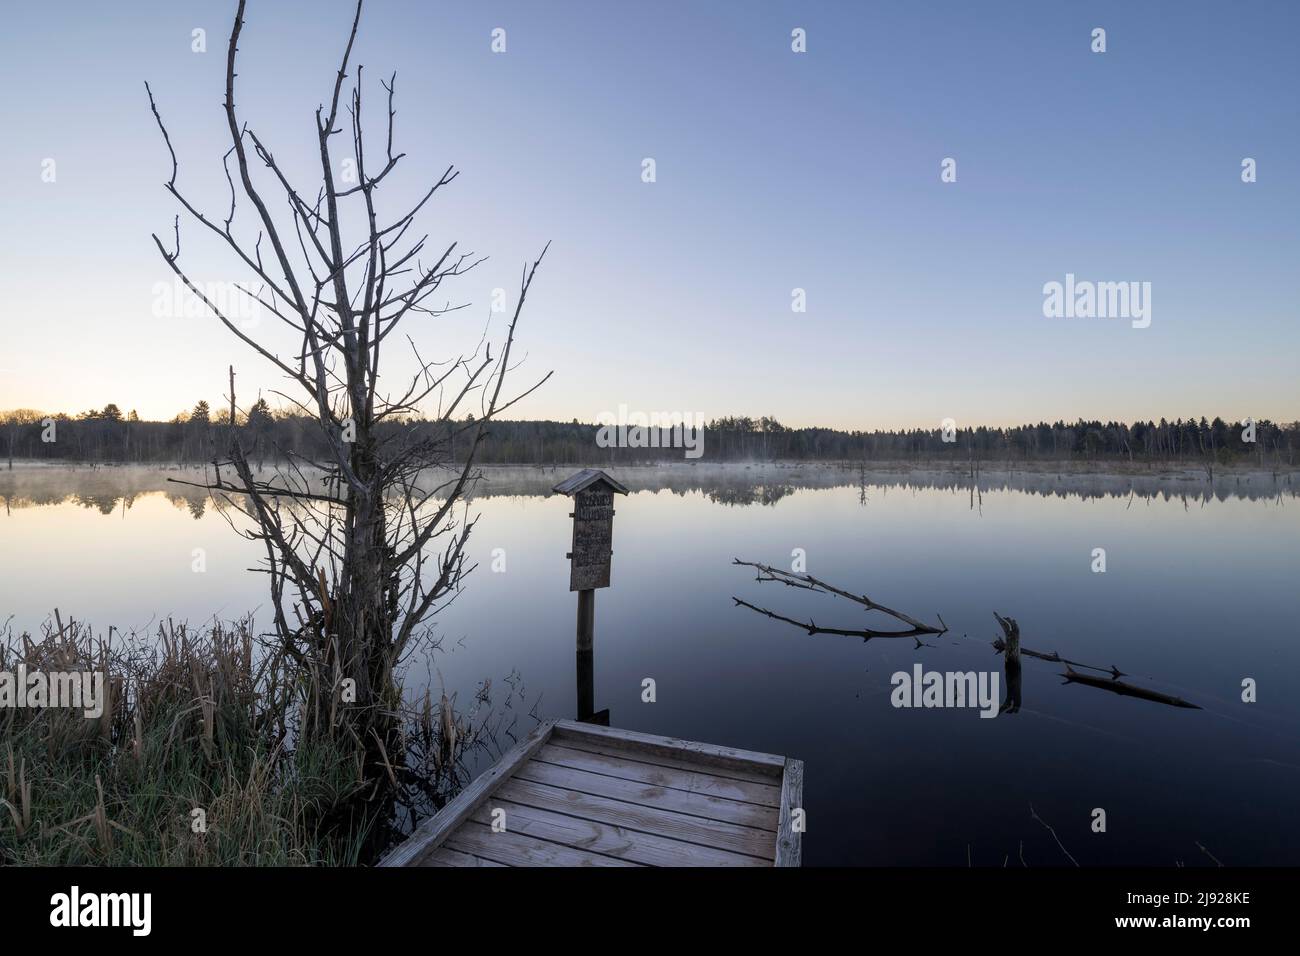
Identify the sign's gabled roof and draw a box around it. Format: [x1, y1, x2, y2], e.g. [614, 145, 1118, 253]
[551, 468, 630, 496]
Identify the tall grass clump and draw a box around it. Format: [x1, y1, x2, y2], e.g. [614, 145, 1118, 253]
[0, 614, 535, 865]
[0, 615, 374, 865]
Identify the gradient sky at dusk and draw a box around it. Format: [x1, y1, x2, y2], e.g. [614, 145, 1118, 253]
[1, 0, 1297, 429]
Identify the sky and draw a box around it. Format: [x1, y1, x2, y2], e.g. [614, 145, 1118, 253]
[1, 0, 1297, 430]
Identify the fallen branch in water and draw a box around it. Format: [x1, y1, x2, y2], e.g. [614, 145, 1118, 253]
[731, 596, 943, 645]
[988, 612, 1198, 710]
[732, 559, 948, 646]
[991, 633, 1124, 679]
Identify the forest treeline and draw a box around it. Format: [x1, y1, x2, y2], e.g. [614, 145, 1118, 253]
[2, 404, 1296, 468]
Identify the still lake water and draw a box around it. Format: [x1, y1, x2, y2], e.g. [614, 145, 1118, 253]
[2, 462, 1298, 866]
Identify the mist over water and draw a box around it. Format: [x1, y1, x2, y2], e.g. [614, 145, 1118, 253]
[3, 462, 1298, 865]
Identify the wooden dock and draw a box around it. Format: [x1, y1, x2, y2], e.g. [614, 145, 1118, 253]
[380, 719, 803, 867]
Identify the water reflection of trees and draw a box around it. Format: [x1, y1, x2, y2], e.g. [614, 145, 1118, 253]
[472, 463, 1297, 508]
[0, 487, 211, 517]
[72, 493, 122, 515]
[705, 484, 794, 507]
[1, 462, 1295, 515]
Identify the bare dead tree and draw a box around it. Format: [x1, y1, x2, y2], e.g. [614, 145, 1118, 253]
[145, 0, 550, 773]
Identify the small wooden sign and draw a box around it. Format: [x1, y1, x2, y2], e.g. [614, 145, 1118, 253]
[570, 486, 614, 590]
[553, 469, 629, 592]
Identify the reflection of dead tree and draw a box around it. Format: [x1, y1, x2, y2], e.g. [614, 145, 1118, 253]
[731, 559, 948, 647]
[145, 0, 550, 781]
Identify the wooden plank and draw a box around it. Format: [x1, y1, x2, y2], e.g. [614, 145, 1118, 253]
[444, 820, 640, 867]
[425, 846, 506, 867]
[550, 734, 779, 786]
[378, 719, 557, 867]
[496, 778, 776, 860]
[535, 743, 782, 807]
[471, 800, 768, 867]
[774, 758, 804, 868]
[552, 720, 785, 778]
[514, 758, 779, 830]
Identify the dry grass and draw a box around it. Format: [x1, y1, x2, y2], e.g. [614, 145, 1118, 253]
[0, 615, 372, 865]
[0, 614, 536, 865]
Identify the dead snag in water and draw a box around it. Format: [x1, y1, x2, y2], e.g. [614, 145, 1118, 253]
[991, 635, 1124, 680]
[995, 613, 1022, 715]
[988, 615, 1199, 709]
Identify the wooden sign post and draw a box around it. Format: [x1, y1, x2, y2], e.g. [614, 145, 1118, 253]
[553, 469, 628, 724]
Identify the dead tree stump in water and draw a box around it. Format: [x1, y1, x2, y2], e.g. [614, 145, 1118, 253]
[995, 612, 1022, 714]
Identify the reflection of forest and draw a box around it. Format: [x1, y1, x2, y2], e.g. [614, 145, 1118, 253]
[1, 461, 1295, 515]
[0, 488, 209, 518]
[706, 484, 795, 507]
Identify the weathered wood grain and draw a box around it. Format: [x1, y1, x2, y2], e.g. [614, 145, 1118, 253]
[535, 743, 782, 807]
[514, 759, 779, 830]
[494, 778, 777, 860]
[549, 734, 780, 786]
[552, 720, 785, 778]
[472, 800, 768, 866]
[444, 820, 641, 867]
[425, 846, 506, 867]
[774, 757, 804, 868]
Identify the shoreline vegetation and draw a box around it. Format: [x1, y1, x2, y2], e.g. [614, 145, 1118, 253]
[0, 614, 530, 866]
[3, 411, 1297, 471]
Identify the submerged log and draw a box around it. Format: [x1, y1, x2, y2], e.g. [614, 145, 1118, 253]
[1059, 666, 1201, 709]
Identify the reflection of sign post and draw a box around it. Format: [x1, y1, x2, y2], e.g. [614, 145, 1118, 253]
[553, 469, 628, 725]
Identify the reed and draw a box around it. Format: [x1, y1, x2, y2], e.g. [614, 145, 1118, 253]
[0, 614, 531, 865]
[0, 615, 371, 865]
